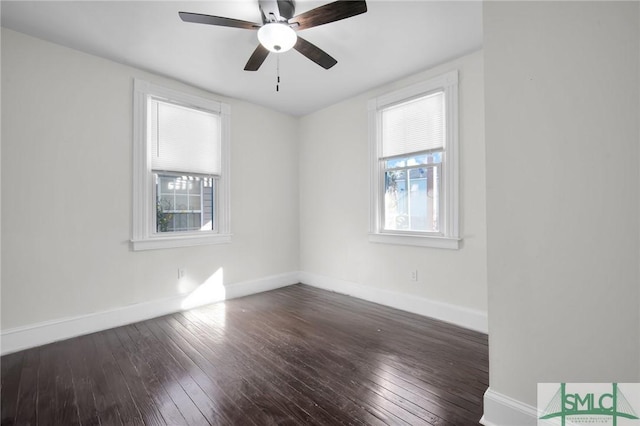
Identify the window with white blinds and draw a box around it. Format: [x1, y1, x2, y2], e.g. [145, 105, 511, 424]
[150, 99, 221, 176]
[132, 79, 231, 251]
[381, 91, 445, 158]
[368, 70, 460, 249]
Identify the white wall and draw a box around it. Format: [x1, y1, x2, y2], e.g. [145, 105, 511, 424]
[1, 28, 299, 331]
[1, 28, 487, 347]
[298, 51, 487, 326]
[484, 0, 640, 416]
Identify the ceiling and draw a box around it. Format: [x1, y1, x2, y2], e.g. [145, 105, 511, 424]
[0, 0, 482, 116]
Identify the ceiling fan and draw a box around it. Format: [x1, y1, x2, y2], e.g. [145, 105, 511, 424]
[179, 0, 367, 71]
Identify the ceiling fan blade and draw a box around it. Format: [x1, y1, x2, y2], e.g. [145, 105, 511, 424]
[244, 44, 270, 71]
[179, 12, 260, 30]
[289, 0, 367, 31]
[294, 36, 337, 69]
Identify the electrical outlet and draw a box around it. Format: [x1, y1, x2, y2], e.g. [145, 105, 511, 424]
[178, 267, 186, 279]
[410, 270, 418, 281]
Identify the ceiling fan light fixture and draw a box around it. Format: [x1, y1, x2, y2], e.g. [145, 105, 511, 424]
[258, 23, 297, 53]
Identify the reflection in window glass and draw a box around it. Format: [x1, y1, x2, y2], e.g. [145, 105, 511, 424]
[384, 153, 441, 233]
[155, 174, 214, 233]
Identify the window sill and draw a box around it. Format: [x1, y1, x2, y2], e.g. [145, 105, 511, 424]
[131, 233, 232, 251]
[368, 233, 460, 250]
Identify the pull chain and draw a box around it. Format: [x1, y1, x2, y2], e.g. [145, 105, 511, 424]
[276, 55, 280, 92]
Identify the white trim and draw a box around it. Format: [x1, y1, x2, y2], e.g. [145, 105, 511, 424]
[131, 233, 231, 251]
[368, 232, 460, 249]
[368, 70, 460, 247]
[132, 79, 231, 251]
[0, 272, 298, 355]
[480, 387, 537, 426]
[444, 72, 460, 239]
[299, 271, 487, 333]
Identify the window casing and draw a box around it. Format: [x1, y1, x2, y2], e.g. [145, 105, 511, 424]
[132, 79, 231, 250]
[368, 71, 460, 249]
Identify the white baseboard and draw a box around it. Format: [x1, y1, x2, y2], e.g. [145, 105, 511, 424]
[0, 271, 298, 355]
[299, 272, 488, 333]
[2, 271, 488, 355]
[480, 387, 537, 426]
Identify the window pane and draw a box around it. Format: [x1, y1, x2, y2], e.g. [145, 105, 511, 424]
[157, 195, 172, 210]
[201, 183, 214, 231]
[384, 170, 408, 230]
[409, 172, 428, 231]
[384, 164, 440, 233]
[406, 155, 427, 166]
[385, 152, 442, 169]
[430, 152, 443, 164]
[175, 194, 188, 211]
[155, 174, 214, 233]
[386, 157, 407, 168]
[188, 195, 201, 210]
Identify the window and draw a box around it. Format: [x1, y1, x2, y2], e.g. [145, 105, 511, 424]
[132, 79, 231, 250]
[368, 71, 460, 249]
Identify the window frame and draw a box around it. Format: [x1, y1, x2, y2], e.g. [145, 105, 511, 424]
[368, 70, 460, 249]
[132, 79, 231, 251]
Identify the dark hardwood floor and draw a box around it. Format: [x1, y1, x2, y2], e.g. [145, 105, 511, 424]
[1, 284, 488, 425]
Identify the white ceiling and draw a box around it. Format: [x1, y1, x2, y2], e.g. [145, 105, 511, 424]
[1, 0, 482, 116]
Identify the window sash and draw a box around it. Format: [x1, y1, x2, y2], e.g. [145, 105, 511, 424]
[153, 172, 217, 234]
[380, 160, 443, 235]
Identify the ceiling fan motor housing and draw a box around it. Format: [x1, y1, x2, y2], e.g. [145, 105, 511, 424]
[259, 0, 296, 23]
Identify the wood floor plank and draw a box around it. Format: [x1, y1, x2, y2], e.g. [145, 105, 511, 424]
[164, 315, 297, 425]
[192, 304, 391, 425]
[207, 302, 425, 425]
[1, 284, 488, 425]
[187, 306, 366, 425]
[151, 316, 268, 426]
[252, 286, 488, 416]
[49, 342, 81, 425]
[267, 287, 488, 373]
[209, 295, 435, 425]
[13, 348, 39, 425]
[1, 351, 24, 425]
[107, 327, 176, 426]
[182, 309, 354, 426]
[295, 285, 488, 346]
[132, 321, 228, 425]
[142, 319, 249, 426]
[79, 332, 123, 425]
[65, 335, 101, 426]
[34, 344, 58, 426]
[119, 324, 210, 425]
[91, 331, 144, 425]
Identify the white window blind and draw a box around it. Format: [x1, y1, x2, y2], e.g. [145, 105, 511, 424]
[381, 91, 445, 158]
[150, 99, 221, 175]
